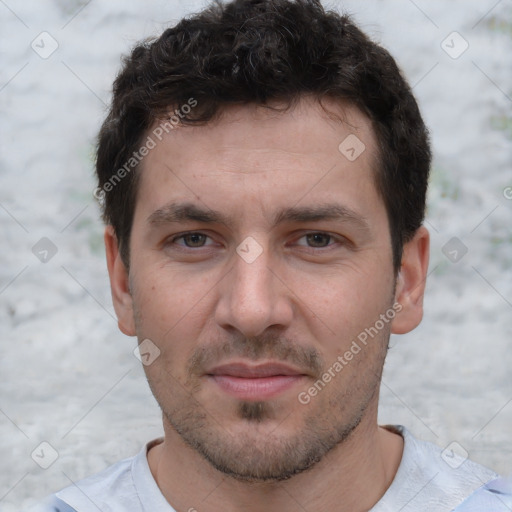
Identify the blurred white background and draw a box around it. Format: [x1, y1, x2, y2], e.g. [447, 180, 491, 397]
[0, 0, 511, 509]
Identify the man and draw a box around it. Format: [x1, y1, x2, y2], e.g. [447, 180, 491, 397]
[30, 0, 507, 510]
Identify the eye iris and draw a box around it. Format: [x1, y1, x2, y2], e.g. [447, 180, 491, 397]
[184, 233, 206, 247]
[307, 233, 330, 247]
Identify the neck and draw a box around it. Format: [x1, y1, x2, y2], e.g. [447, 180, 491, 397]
[147, 413, 404, 512]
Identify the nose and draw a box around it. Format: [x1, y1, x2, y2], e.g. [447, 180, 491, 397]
[214, 240, 294, 338]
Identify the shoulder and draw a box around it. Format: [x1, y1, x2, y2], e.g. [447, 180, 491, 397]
[372, 425, 500, 512]
[23, 496, 80, 512]
[27, 451, 139, 512]
[452, 476, 512, 511]
[28, 437, 173, 512]
[57, 454, 136, 509]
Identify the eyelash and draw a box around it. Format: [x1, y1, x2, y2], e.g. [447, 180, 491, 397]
[168, 231, 344, 251]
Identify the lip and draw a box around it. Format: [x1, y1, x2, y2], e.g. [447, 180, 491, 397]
[206, 361, 307, 401]
[207, 362, 306, 378]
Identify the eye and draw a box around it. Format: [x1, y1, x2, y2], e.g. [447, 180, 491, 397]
[166, 231, 345, 253]
[170, 232, 214, 248]
[295, 232, 339, 249]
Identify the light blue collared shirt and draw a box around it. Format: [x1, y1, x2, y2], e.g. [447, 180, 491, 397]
[26, 426, 504, 512]
[452, 477, 512, 511]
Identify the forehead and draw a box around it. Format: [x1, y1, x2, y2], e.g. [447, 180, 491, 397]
[135, 97, 382, 229]
[152, 97, 376, 165]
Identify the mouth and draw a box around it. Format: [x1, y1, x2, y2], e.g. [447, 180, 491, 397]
[205, 362, 308, 401]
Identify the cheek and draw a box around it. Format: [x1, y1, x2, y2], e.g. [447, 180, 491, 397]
[133, 261, 201, 313]
[131, 264, 218, 357]
[132, 278, 202, 386]
[304, 268, 393, 352]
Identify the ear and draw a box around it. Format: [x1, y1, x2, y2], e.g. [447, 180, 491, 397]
[391, 225, 430, 335]
[104, 225, 136, 336]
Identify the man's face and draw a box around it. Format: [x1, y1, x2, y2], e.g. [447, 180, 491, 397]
[116, 98, 403, 481]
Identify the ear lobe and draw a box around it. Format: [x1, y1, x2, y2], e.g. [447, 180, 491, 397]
[391, 226, 430, 335]
[104, 226, 136, 336]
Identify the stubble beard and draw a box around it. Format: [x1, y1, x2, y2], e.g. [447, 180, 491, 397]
[146, 334, 388, 483]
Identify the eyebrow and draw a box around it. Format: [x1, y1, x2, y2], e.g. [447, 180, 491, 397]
[147, 201, 370, 232]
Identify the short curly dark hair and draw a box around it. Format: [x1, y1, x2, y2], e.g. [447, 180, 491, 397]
[95, 0, 431, 272]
